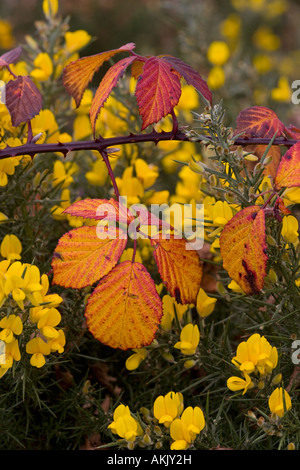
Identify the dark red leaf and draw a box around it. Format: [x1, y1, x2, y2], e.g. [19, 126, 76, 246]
[5, 76, 42, 127]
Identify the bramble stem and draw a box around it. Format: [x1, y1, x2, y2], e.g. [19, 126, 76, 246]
[99, 149, 120, 198]
[0, 130, 297, 162]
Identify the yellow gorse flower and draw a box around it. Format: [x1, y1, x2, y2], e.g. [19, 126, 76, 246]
[108, 404, 143, 442]
[0, 156, 22, 187]
[153, 391, 184, 428]
[30, 52, 53, 82]
[26, 337, 51, 368]
[125, 348, 147, 371]
[231, 333, 278, 377]
[207, 41, 230, 66]
[207, 66, 225, 90]
[0, 314, 23, 343]
[160, 295, 188, 331]
[196, 288, 217, 318]
[174, 324, 200, 355]
[0, 234, 22, 260]
[0, 337, 20, 375]
[281, 215, 299, 244]
[268, 387, 292, 417]
[271, 77, 291, 102]
[227, 373, 253, 395]
[170, 406, 205, 450]
[43, 0, 58, 19]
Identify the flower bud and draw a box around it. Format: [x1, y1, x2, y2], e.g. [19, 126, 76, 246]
[272, 373, 282, 385]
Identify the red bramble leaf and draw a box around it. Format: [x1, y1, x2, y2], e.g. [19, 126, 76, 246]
[160, 55, 212, 104]
[85, 261, 162, 350]
[135, 56, 182, 131]
[219, 206, 268, 295]
[234, 106, 285, 139]
[62, 44, 212, 133]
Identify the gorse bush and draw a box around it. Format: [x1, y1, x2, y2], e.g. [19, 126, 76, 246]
[0, 0, 300, 451]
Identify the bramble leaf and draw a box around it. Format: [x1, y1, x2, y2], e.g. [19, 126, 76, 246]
[274, 141, 300, 190]
[160, 55, 212, 104]
[62, 44, 211, 133]
[151, 234, 203, 304]
[135, 56, 182, 130]
[234, 106, 285, 139]
[51, 226, 127, 289]
[62, 42, 136, 107]
[63, 197, 135, 224]
[5, 76, 42, 127]
[0, 46, 22, 68]
[90, 56, 136, 134]
[219, 206, 268, 295]
[283, 124, 300, 140]
[234, 106, 285, 178]
[85, 261, 162, 350]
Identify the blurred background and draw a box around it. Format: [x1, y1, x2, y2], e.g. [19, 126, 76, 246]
[1, 0, 300, 125]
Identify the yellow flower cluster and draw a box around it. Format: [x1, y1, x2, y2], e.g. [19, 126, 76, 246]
[107, 392, 205, 450]
[0, 234, 65, 376]
[153, 391, 205, 450]
[227, 333, 292, 417]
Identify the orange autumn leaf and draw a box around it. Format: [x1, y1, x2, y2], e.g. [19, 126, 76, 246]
[219, 206, 268, 295]
[234, 106, 285, 139]
[151, 234, 202, 304]
[62, 44, 212, 133]
[85, 261, 162, 350]
[63, 197, 135, 224]
[5, 75, 43, 127]
[51, 226, 127, 289]
[90, 56, 136, 134]
[62, 42, 136, 107]
[274, 141, 300, 190]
